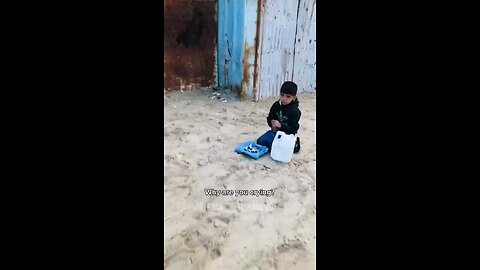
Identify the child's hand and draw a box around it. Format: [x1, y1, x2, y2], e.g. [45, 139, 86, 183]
[271, 120, 281, 129]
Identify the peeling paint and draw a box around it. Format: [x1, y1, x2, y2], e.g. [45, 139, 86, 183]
[241, 0, 259, 100]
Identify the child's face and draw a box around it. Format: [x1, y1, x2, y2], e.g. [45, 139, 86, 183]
[280, 93, 295, 105]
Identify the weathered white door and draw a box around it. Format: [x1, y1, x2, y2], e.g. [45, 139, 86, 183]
[256, 0, 316, 99]
[292, 0, 316, 93]
[257, 0, 299, 99]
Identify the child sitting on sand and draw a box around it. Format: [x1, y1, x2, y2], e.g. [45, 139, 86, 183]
[256, 81, 301, 152]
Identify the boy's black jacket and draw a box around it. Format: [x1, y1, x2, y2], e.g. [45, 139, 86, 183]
[266, 98, 301, 135]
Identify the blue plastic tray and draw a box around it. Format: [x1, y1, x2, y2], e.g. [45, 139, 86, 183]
[234, 141, 269, 159]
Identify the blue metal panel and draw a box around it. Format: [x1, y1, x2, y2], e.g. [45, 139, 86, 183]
[217, 0, 245, 92]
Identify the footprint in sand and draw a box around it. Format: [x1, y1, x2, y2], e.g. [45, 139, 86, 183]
[164, 154, 175, 161]
[213, 216, 231, 227]
[172, 127, 184, 136]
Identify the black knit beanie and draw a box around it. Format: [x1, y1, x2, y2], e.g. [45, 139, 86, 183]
[280, 81, 298, 96]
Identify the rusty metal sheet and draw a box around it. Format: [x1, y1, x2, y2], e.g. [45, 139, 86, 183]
[253, 0, 264, 101]
[164, 0, 217, 91]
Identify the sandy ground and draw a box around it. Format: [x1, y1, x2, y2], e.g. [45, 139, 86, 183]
[164, 88, 316, 270]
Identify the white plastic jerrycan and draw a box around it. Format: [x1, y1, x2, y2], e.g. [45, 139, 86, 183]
[270, 131, 296, 163]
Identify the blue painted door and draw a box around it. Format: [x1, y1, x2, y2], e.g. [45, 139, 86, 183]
[217, 0, 245, 94]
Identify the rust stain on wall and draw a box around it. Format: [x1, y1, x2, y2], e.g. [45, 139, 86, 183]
[253, 0, 264, 100]
[241, 44, 255, 100]
[164, 0, 217, 91]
